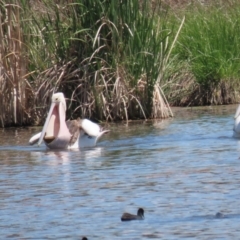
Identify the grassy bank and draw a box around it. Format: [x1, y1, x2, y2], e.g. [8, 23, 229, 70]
[1, 0, 240, 126]
[168, 0, 240, 106]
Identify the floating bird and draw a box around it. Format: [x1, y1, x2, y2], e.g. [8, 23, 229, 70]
[233, 104, 240, 138]
[82, 237, 88, 240]
[215, 212, 225, 218]
[121, 208, 144, 221]
[29, 92, 109, 149]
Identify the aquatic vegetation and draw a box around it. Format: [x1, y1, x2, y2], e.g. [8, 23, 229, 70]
[0, 0, 182, 126]
[1, 0, 240, 126]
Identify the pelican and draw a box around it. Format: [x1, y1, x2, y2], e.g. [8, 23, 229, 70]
[29, 92, 109, 149]
[233, 104, 240, 138]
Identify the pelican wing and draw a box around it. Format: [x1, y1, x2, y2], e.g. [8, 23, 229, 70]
[80, 119, 101, 137]
[29, 132, 42, 145]
[66, 119, 81, 146]
[235, 104, 240, 119]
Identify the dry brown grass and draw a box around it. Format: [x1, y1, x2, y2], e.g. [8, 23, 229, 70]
[166, 69, 240, 106]
[32, 59, 148, 124]
[0, 2, 35, 127]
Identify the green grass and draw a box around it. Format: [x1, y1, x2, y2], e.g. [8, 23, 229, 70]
[172, 1, 240, 105]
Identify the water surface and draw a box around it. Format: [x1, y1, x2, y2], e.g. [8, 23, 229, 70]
[0, 105, 240, 239]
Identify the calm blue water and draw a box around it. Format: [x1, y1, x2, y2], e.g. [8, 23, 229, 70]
[0, 105, 240, 239]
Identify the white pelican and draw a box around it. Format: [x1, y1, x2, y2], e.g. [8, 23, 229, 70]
[233, 104, 240, 138]
[29, 92, 109, 149]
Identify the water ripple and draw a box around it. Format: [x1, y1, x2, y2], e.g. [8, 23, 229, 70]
[0, 106, 240, 239]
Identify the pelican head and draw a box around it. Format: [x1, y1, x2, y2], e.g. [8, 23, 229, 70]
[37, 92, 72, 149]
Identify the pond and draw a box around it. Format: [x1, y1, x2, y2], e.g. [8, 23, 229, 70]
[0, 105, 240, 239]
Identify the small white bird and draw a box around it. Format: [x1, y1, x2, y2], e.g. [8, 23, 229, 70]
[233, 104, 240, 138]
[29, 92, 109, 149]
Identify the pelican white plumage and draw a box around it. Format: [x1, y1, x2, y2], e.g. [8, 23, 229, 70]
[233, 104, 240, 138]
[29, 92, 109, 149]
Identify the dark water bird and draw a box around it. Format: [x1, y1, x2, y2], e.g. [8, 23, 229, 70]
[215, 212, 225, 218]
[121, 208, 144, 221]
[82, 237, 88, 240]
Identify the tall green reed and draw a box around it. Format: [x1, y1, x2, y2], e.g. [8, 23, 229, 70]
[29, 0, 182, 121]
[176, 1, 240, 105]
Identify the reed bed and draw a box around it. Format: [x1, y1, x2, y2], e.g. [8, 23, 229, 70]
[2, 0, 240, 127]
[0, 1, 35, 127]
[27, 0, 180, 123]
